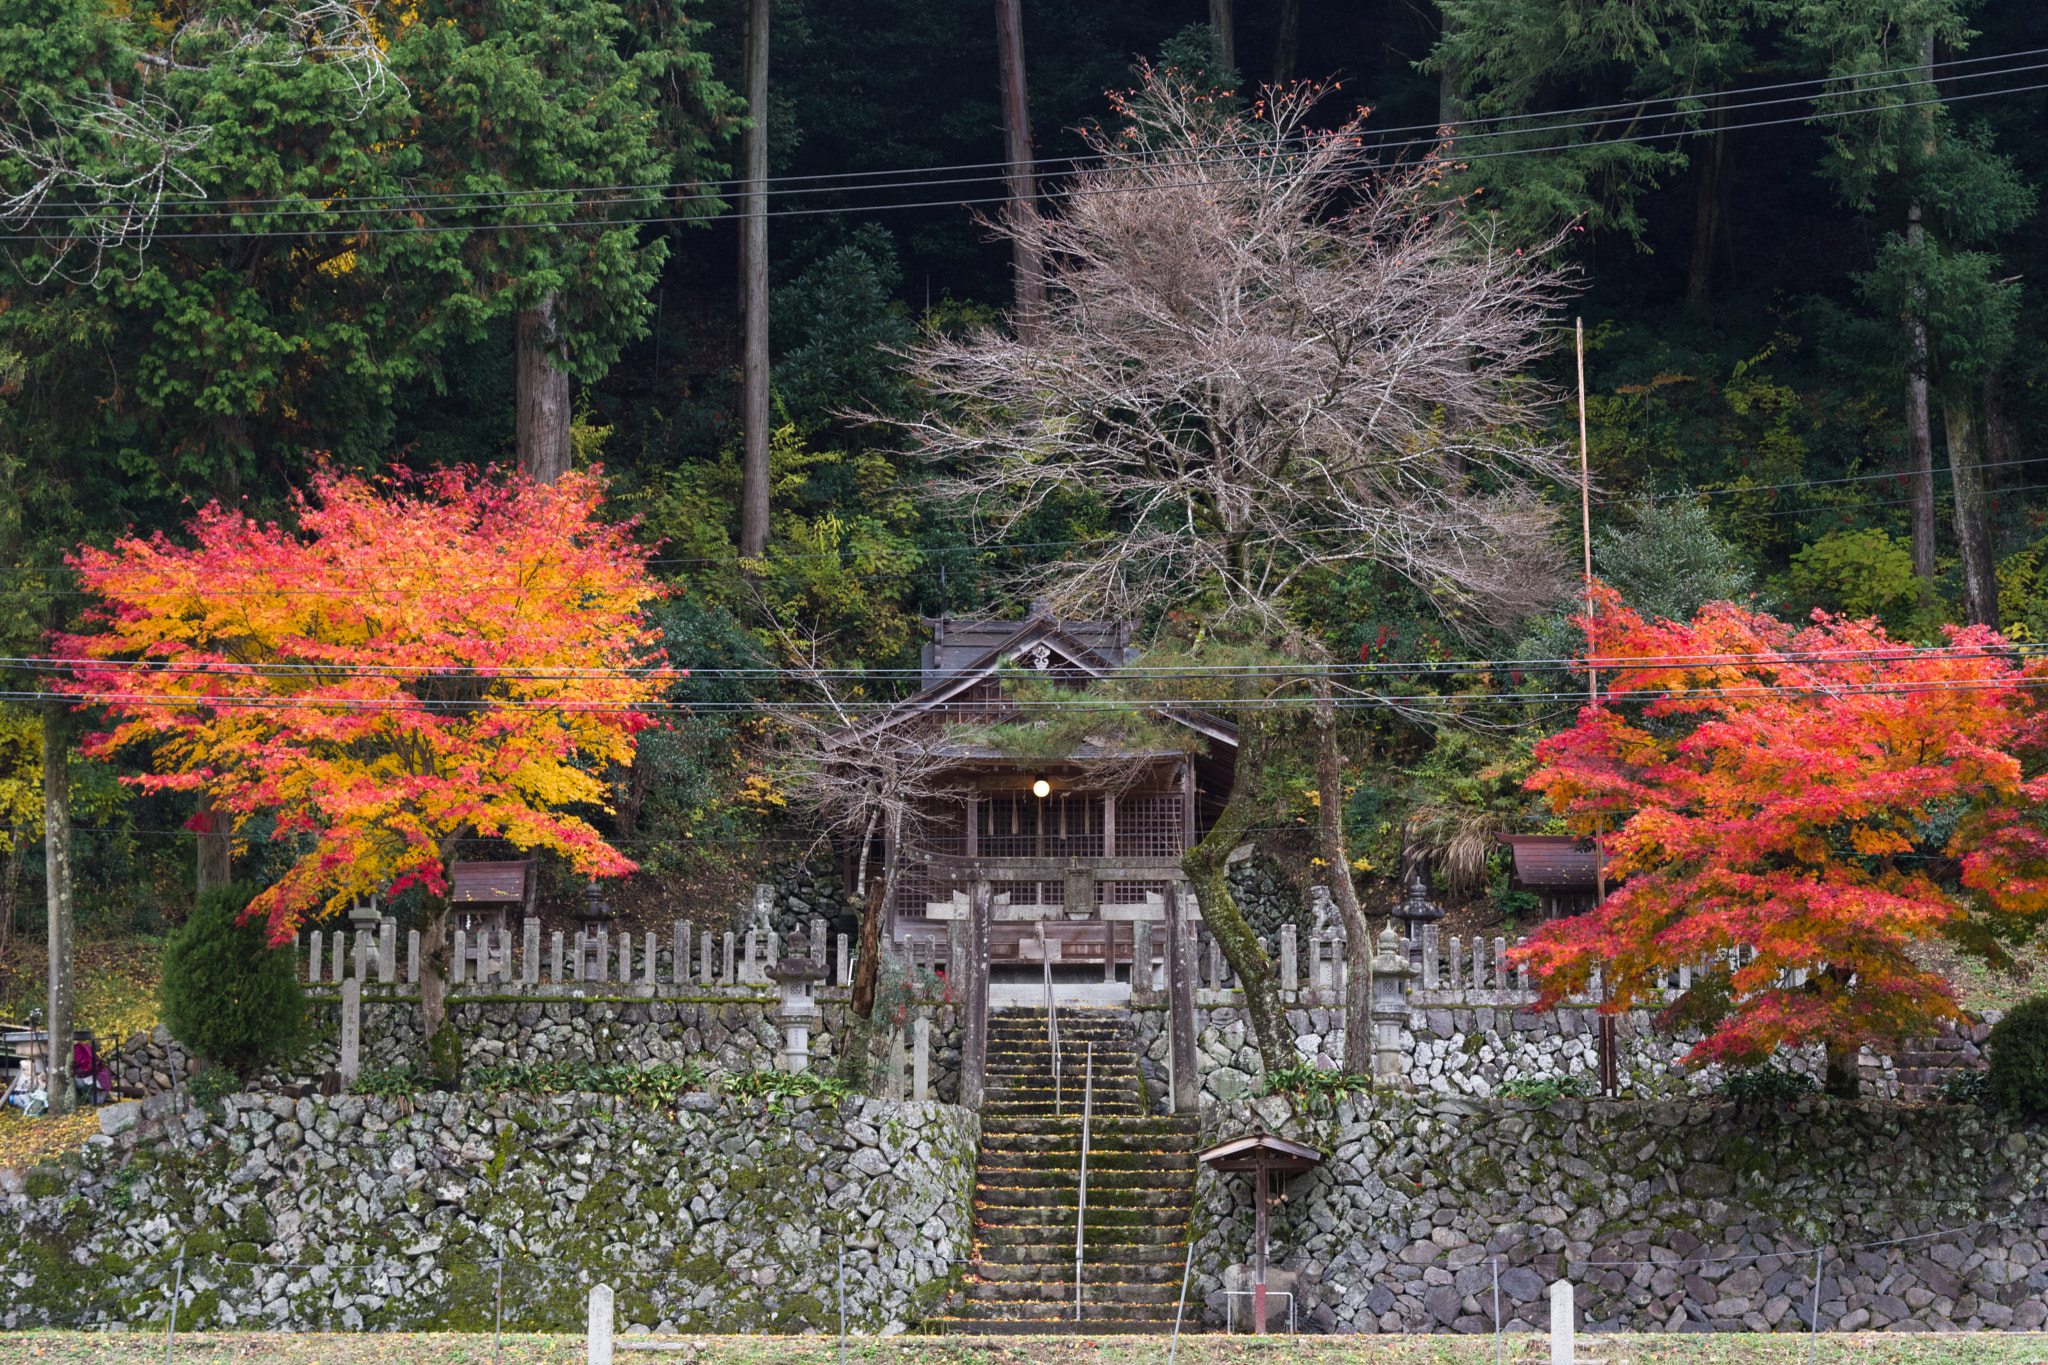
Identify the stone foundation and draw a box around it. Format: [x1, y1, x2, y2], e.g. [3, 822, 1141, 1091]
[0, 1091, 976, 1334]
[1191, 1092, 2048, 1334]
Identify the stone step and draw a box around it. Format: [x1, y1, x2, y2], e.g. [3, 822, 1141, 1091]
[986, 1099, 1149, 1112]
[985, 1081, 1143, 1100]
[975, 1186, 1192, 1211]
[945, 1299, 1185, 1323]
[970, 1219, 1187, 1236]
[972, 1259, 1187, 1285]
[936, 1318, 1191, 1335]
[962, 1281, 1187, 1306]
[973, 1242, 1185, 1266]
[977, 1224, 1187, 1249]
[978, 1121, 1196, 1146]
[976, 1167, 1195, 1191]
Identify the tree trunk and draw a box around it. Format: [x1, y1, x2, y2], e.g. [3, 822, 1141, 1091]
[993, 0, 1045, 339]
[417, 891, 458, 1086]
[0, 837, 21, 973]
[1685, 96, 1727, 316]
[1437, 10, 1461, 142]
[1945, 399, 1996, 627]
[1984, 370, 2019, 488]
[1271, 0, 1298, 84]
[194, 790, 232, 896]
[1179, 711, 1290, 1075]
[848, 808, 884, 1019]
[1823, 1041, 1860, 1100]
[515, 297, 572, 484]
[1314, 678, 1372, 1077]
[1208, 0, 1235, 71]
[43, 705, 75, 1115]
[1905, 205, 1937, 595]
[738, 0, 771, 561]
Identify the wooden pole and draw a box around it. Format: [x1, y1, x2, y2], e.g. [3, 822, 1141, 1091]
[1579, 316, 1618, 1098]
[1254, 1162, 1269, 1335]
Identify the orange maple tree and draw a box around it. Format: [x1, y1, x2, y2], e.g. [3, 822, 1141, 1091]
[1514, 584, 2048, 1095]
[57, 466, 672, 1068]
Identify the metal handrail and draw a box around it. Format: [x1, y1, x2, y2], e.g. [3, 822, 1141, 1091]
[1073, 1039, 1093, 1324]
[1040, 921, 1061, 1117]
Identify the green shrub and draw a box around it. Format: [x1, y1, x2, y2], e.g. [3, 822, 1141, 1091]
[1718, 1067, 1816, 1104]
[187, 1062, 238, 1122]
[1498, 1074, 1590, 1105]
[1261, 1062, 1371, 1103]
[351, 1063, 427, 1099]
[468, 1059, 707, 1104]
[1938, 1068, 1992, 1105]
[722, 1068, 852, 1102]
[1987, 997, 2048, 1115]
[158, 882, 307, 1079]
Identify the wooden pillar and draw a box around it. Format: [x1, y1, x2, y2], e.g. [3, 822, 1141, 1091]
[1180, 761, 1196, 850]
[966, 794, 978, 858]
[1102, 793, 1116, 858]
[1254, 1162, 1270, 1336]
[1165, 882, 1199, 1113]
[960, 878, 992, 1111]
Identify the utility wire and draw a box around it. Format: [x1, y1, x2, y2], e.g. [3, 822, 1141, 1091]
[5, 447, 2047, 599]
[6, 78, 2043, 242]
[16, 42, 2041, 218]
[23, 52, 2045, 227]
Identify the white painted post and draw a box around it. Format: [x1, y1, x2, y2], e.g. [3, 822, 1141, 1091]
[339, 977, 362, 1086]
[587, 1283, 614, 1365]
[913, 1016, 930, 1101]
[407, 929, 421, 985]
[1549, 1279, 1574, 1365]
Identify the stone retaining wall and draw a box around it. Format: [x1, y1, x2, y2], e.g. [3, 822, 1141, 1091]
[0, 1091, 976, 1334]
[1190, 1092, 2048, 1334]
[109, 992, 965, 1104]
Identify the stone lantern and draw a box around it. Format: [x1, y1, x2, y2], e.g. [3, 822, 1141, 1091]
[1370, 922, 1417, 1090]
[575, 879, 617, 981]
[1392, 875, 1443, 970]
[768, 934, 828, 1072]
[347, 891, 382, 931]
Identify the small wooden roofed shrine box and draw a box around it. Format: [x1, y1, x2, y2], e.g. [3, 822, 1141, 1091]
[1498, 835, 1611, 921]
[450, 859, 538, 942]
[828, 608, 1237, 981]
[1197, 1133, 1323, 1334]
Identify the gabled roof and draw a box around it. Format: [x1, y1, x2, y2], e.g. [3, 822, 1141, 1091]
[1197, 1132, 1324, 1172]
[1499, 835, 1609, 892]
[836, 611, 1237, 751]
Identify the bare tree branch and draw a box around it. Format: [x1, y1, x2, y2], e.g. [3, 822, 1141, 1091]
[892, 71, 1581, 636]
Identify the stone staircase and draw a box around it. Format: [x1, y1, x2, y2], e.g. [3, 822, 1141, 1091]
[942, 1006, 1202, 1334]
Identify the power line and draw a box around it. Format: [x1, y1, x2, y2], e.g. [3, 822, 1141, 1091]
[15, 639, 2044, 681]
[6, 77, 2042, 242]
[16, 42, 2039, 219]
[19, 52, 2039, 230]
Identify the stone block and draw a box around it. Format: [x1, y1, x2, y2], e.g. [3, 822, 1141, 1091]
[98, 1101, 141, 1136]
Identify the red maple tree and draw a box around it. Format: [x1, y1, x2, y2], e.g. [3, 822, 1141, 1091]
[58, 466, 672, 1071]
[1514, 584, 2048, 1095]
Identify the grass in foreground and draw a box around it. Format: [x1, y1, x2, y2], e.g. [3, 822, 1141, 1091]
[0, 1332, 2045, 1365]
